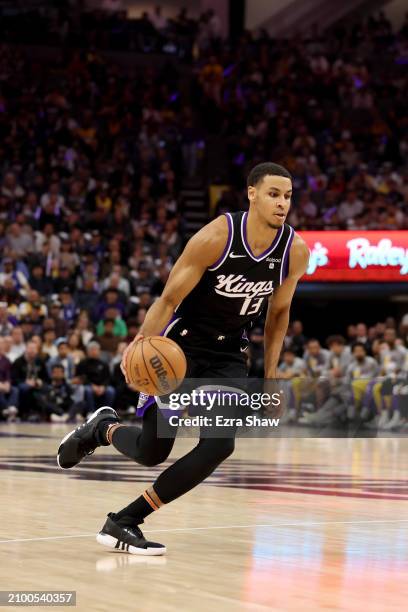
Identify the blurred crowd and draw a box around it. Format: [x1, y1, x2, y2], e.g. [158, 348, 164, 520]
[0, 8, 407, 426]
[1, 304, 408, 430]
[1, 3, 222, 59]
[248, 316, 408, 431]
[0, 37, 187, 423]
[204, 12, 408, 229]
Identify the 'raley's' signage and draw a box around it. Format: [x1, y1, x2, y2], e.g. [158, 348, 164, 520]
[298, 231, 408, 282]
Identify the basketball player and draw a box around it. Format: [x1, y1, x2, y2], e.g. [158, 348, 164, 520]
[57, 163, 309, 555]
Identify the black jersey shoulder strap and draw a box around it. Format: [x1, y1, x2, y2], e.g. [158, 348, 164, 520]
[207, 211, 237, 271]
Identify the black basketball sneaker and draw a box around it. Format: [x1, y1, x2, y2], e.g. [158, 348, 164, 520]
[57, 406, 119, 469]
[96, 513, 166, 556]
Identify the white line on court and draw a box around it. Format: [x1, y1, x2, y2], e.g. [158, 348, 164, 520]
[1, 518, 408, 544]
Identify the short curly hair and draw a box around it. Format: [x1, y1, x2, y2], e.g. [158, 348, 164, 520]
[247, 162, 292, 187]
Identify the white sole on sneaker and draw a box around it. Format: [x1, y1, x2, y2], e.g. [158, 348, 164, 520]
[57, 406, 117, 470]
[96, 533, 166, 556]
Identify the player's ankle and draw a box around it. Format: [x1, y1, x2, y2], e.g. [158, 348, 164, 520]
[105, 422, 123, 444]
[95, 421, 122, 446]
[114, 513, 144, 527]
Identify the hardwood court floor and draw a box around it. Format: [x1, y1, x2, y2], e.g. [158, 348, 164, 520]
[1, 423, 408, 612]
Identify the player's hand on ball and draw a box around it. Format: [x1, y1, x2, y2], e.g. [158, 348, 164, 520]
[121, 334, 144, 384]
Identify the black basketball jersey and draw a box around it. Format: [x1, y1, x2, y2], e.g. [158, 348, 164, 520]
[173, 211, 294, 337]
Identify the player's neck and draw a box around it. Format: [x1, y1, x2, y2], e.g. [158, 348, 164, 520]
[246, 209, 280, 257]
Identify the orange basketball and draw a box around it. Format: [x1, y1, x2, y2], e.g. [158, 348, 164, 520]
[126, 336, 187, 396]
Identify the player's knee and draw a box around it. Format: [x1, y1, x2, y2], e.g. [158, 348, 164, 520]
[208, 438, 235, 463]
[136, 449, 170, 467]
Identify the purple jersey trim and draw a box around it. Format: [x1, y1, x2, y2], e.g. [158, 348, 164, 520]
[280, 226, 294, 284]
[208, 212, 233, 271]
[160, 313, 177, 335]
[241, 212, 284, 261]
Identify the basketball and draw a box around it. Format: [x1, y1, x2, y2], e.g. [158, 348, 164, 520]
[126, 336, 187, 396]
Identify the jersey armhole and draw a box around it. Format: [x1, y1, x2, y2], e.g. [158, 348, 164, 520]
[280, 226, 294, 284]
[207, 212, 234, 271]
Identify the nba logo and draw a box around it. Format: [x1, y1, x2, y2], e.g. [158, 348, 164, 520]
[269, 263, 274, 269]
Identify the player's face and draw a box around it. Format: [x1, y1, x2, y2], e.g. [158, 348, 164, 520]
[249, 175, 292, 229]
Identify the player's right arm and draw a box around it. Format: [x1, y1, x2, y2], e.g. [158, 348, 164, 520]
[121, 215, 229, 382]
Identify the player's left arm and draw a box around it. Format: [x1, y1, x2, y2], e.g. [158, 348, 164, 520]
[264, 235, 309, 378]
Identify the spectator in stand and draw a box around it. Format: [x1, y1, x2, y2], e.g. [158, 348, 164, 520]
[75, 311, 95, 346]
[76, 278, 100, 313]
[288, 320, 307, 357]
[35, 223, 61, 257]
[300, 336, 352, 426]
[199, 56, 223, 105]
[149, 6, 168, 33]
[1, 172, 25, 202]
[325, 336, 352, 384]
[96, 308, 127, 339]
[97, 318, 121, 356]
[6, 327, 26, 362]
[82, 381, 116, 418]
[60, 288, 78, 324]
[0, 259, 29, 295]
[11, 340, 48, 421]
[75, 341, 110, 385]
[5, 223, 34, 257]
[38, 364, 74, 423]
[19, 290, 48, 320]
[46, 337, 76, 380]
[67, 331, 86, 366]
[46, 304, 68, 338]
[367, 329, 407, 429]
[29, 265, 53, 295]
[278, 348, 307, 419]
[338, 190, 364, 224]
[0, 337, 19, 422]
[303, 339, 330, 378]
[53, 267, 77, 294]
[293, 339, 331, 417]
[102, 269, 131, 297]
[58, 239, 79, 272]
[93, 288, 127, 322]
[386, 350, 408, 432]
[346, 342, 379, 420]
[355, 323, 372, 354]
[42, 329, 58, 359]
[278, 348, 307, 379]
[0, 302, 16, 336]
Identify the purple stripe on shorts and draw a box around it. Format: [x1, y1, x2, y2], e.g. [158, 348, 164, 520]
[160, 313, 176, 335]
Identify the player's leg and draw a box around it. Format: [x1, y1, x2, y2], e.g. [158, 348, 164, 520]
[102, 402, 176, 467]
[105, 354, 243, 523]
[96, 434, 235, 555]
[57, 406, 119, 469]
[57, 400, 176, 470]
[57, 402, 176, 555]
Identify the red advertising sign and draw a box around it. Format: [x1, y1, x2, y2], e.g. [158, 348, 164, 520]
[298, 231, 408, 282]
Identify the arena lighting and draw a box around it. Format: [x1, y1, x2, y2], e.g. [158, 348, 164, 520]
[299, 231, 408, 282]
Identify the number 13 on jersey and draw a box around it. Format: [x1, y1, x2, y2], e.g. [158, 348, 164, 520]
[239, 296, 264, 316]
